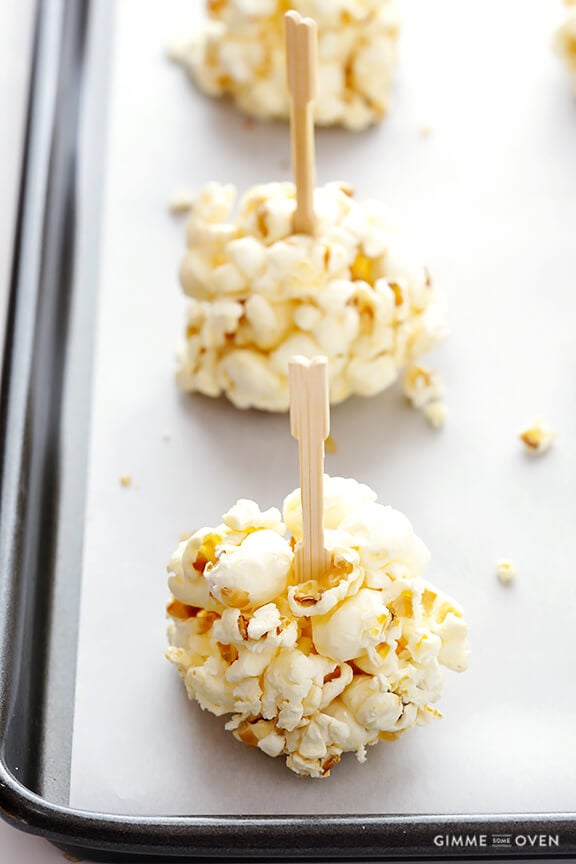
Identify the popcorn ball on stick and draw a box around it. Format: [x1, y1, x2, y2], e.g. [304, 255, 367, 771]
[176, 13, 447, 413]
[289, 356, 330, 584]
[286, 11, 317, 237]
[170, 0, 399, 131]
[165, 356, 469, 778]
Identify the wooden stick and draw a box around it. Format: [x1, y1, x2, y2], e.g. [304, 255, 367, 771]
[289, 356, 330, 584]
[285, 11, 317, 236]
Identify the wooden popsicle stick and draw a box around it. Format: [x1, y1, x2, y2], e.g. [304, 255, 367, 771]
[289, 356, 330, 584]
[285, 11, 317, 236]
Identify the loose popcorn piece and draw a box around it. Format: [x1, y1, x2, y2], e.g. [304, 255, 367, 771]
[171, 1, 399, 131]
[403, 364, 446, 428]
[518, 420, 556, 455]
[556, 4, 576, 87]
[169, 189, 196, 215]
[165, 476, 469, 778]
[496, 559, 516, 585]
[119, 473, 132, 488]
[422, 400, 447, 428]
[176, 182, 447, 412]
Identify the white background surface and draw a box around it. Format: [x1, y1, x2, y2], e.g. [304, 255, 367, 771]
[0, 0, 574, 861]
[71, 0, 576, 822]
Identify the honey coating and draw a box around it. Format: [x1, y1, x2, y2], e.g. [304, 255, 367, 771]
[166, 476, 469, 778]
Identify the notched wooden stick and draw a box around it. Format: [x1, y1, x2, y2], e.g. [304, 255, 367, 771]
[285, 11, 318, 236]
[289, 355, 330, 584]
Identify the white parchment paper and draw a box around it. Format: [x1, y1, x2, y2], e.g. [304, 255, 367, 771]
[69, 0, 576, 817]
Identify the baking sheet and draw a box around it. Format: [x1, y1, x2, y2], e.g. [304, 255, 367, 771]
[69, 0, 576, 817]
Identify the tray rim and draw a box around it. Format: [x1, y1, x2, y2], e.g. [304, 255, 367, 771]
[0, 0, 575, 860]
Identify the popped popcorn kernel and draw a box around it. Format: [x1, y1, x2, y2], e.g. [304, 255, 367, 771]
[403, 364, 446, 427]
[423, 400, 447, 428]
[166, 477, 469, 778]
[171, 0, 399, 131]
[519, 420, 555, 454]
[496, 559, 516, 585]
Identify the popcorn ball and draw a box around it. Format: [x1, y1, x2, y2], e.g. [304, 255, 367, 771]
[176, 181, 447, 412]
[170, 0, 399, 131]
[165, 476, 469, 778]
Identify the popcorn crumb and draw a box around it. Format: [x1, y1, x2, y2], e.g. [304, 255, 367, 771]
[519, 420, 555, 454]
[169, 189, 195, 215]
[403, 365, 446, 428]
[325, 435, 337, 454]
[496, 559, 516, 585]
[166, 42, 186, 63]
[119, 474, 132, 488]
[423, 400, 447, 429]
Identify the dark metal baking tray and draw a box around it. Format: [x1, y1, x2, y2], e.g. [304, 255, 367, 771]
[0, 0, 575, 859]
